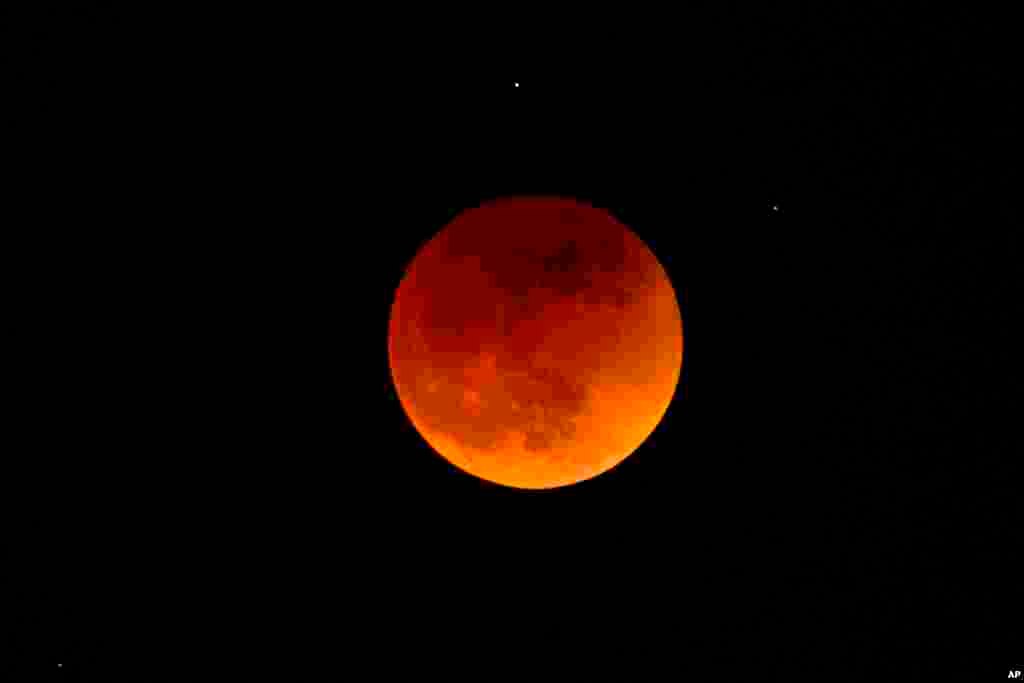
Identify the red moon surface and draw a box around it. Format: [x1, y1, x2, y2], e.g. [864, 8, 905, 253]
[388, 197, 684, 490]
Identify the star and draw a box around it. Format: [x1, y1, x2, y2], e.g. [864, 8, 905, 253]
[514, 82, 519, 88]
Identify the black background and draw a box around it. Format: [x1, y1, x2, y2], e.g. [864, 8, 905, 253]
[5, 4, 1020, 681]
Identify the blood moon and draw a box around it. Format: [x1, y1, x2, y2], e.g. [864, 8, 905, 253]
[388, 197, 684, 490]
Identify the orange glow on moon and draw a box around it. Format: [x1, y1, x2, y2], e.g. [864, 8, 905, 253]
[388, 197, 684, 490]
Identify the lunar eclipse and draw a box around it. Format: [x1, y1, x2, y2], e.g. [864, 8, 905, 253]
[388, 197, 684, 489]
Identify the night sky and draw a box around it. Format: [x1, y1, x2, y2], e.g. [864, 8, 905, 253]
[6, 5, 1019, 681]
